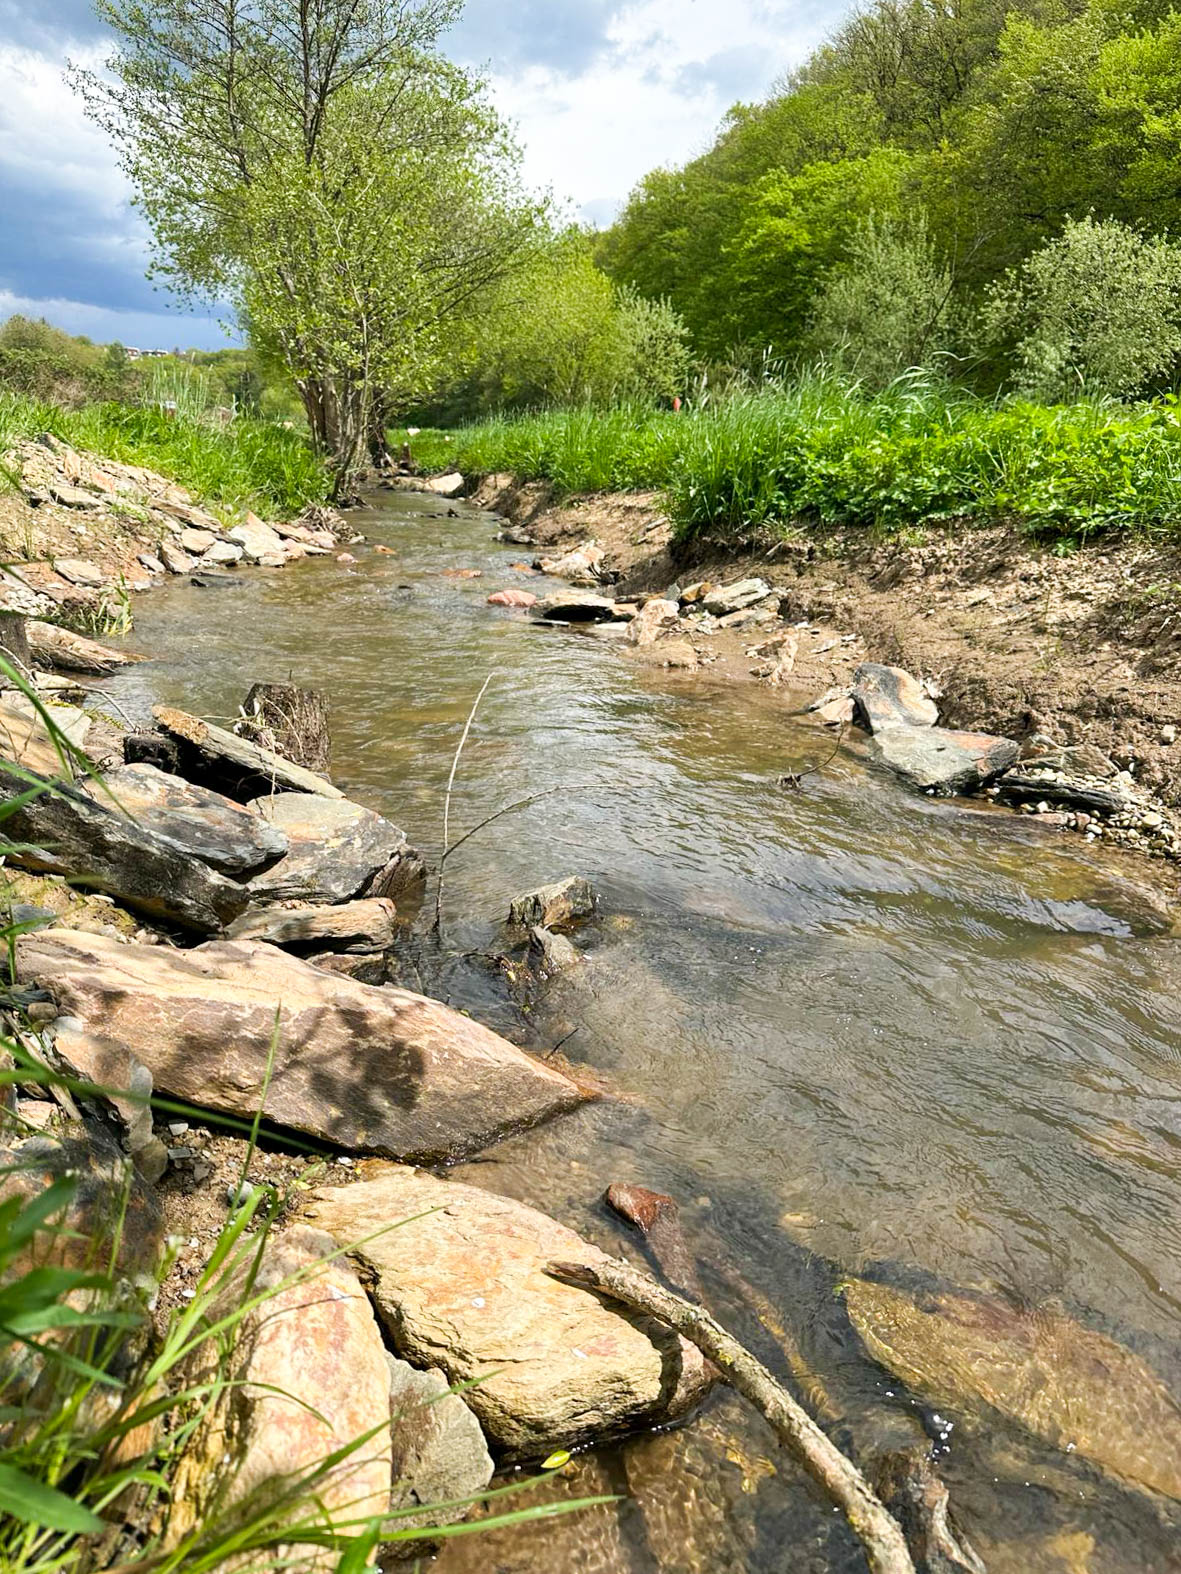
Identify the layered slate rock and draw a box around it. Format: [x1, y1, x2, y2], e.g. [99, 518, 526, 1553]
[26, 621, 142, 675]
[227, 897, 398, 952]
[306, 1166, 712, 1457]
[18, 931, 585, 1159]
[851, 663, 939, 733]
[167, 1226, 392, 1568]
[1, 772, 249, 931]
[700, 578, 772, 616]
[244, 793, 417, 904]
[150, 705, 344, 801]
[869, 726, 1018, 796]
[91, 763, 288, 876]
[0, 696, 88, 779]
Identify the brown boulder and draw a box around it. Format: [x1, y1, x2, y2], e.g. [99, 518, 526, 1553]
[227, 897, 398, 952]
[151, 704, 344, 801]
[18, 930, 586, 1160]
[852, 663, 939, 733]
[626, 598, 679, 647]
[244, 793, 418, 904]
[167, 1226, 392, 1567]
[306, 1166, 712, 1457]
[487, 588, 538, 608]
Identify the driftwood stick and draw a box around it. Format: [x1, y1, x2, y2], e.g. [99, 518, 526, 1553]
[433, 673, 494, 935]
[547, 1254, 916, 1574]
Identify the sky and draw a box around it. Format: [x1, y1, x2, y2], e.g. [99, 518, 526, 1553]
[0, 0, 838, 350]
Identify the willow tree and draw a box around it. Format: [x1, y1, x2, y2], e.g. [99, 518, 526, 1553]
[76, 0, 542, 493]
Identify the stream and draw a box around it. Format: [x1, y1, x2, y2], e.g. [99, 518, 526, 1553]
[100, 490, 1181, 1574]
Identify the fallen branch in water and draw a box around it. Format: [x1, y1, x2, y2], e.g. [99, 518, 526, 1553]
[545, 1253, 916, 1574]
[778, 722, 847, 792]
[433, 673, 494, 935]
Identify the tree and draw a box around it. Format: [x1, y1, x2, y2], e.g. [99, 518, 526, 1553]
[76, 0, 542, 493]
[981, 216, 1181, 400]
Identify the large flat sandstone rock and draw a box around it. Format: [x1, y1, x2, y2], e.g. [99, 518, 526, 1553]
[167, 1226, 391, 1567]
[306, 1166, 712, 1458]
[18, 930, 585, 1159]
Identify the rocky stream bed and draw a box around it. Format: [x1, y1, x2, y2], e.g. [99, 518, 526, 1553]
[1, 445, 1180, 1573]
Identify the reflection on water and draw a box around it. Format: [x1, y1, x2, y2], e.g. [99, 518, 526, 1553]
[102, 492, 1181, 1573]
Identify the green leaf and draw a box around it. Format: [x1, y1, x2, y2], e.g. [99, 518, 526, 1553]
[0, 1461, 105, 1533]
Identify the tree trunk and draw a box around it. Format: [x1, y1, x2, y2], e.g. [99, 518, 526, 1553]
[0, 613, 31, 685]
[238, 682, 331, 774]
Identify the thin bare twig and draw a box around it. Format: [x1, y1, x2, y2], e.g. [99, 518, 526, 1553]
[778, 722, 847, 792]
[433, 673, 494, 935]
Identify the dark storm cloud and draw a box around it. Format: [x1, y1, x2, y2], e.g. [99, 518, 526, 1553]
[0, 165, 156, 312]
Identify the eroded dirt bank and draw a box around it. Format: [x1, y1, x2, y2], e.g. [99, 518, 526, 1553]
[472, 472, 1181, 897]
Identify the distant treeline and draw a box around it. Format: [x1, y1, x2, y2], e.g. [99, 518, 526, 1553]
[0, 315, 300, 422]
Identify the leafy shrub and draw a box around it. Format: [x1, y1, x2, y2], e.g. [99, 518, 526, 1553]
[982, 215, 1181, 400]
[448, 375, 1181, 542]
[804, 215, 962, 387]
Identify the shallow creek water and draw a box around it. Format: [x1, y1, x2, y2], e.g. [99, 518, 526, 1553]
[101, 491, 1181, 1573]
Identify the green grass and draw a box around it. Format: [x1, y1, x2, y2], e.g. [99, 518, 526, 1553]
[441, 375, 1181, 543]
[0, 392, 329, 518]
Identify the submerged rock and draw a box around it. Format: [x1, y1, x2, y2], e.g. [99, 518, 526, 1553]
[18, 930, 586, 1159]
[509, 876, 596, 930]
[487, 588, 538, 608]
[852, 663, 939, 733]
[167, 1226, 391, 1568]
[91, 763, 288, 876]
[306, 1165, 712, 1457]
[244, 792, 417, 905]
[869, 725, 1018, 796]
[844, 1277, 1181, 1502]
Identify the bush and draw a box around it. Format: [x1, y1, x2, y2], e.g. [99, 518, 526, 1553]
[804, 215, 962, 387]
[0, 317, 136, 407]
[982, 215, 1181, 400]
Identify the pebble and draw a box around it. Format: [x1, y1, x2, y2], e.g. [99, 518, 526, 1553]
[1162, 726, 1177, 745]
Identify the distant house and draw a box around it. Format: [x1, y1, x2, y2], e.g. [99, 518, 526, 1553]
[124, 347, 143, 360]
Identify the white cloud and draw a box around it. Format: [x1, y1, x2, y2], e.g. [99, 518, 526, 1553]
[0, 290, 233, 351]
[474, 0, 834, 222]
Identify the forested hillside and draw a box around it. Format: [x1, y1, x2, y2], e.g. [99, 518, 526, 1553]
[595, 0, 1181, 398]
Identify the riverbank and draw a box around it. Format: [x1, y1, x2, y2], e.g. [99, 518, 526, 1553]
[466, 471, 1181, 897]
[6, 481, 1181, 1574]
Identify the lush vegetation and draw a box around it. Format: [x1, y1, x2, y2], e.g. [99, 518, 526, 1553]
[596, 0, 1181, 399]
[446, 378, 1181, 543]
[0, 389, 328, 518]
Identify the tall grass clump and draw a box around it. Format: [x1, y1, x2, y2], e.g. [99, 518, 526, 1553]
[0, 390, 329, 517]
[445, 376, 1181, 544]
